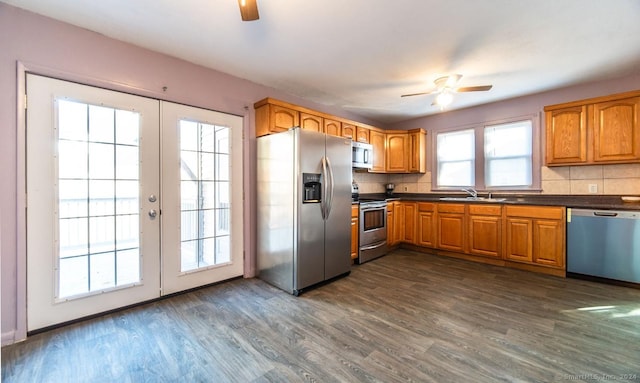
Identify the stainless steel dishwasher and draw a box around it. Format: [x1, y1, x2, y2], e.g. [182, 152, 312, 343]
[567, 208, 640, 284]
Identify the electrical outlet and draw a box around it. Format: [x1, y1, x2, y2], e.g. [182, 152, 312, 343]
[404, 186, 408, 192]
[588, 184, 598, 193]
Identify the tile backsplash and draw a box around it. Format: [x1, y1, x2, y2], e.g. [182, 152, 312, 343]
[353, 163, 640, 195]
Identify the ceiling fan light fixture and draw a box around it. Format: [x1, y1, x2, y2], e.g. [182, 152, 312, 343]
[435, 90, 454, 109]
[238, 0, 259, 21]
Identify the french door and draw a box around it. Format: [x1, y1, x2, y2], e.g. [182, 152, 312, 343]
[26, 74, 243, 331]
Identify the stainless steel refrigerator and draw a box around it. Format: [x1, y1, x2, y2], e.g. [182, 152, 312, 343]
[257, 127, 352, 295]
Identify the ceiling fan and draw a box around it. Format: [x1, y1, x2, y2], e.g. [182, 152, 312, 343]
[401, 74, 492, 109]
[238, 0, 259, 21]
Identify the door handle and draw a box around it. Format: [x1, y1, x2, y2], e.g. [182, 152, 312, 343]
[148, 209, 158, 219]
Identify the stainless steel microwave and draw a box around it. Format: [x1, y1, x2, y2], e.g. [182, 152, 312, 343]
[352, 141, 373, 169]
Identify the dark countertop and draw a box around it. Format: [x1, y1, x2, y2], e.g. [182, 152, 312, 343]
[355, 193, 640, 211]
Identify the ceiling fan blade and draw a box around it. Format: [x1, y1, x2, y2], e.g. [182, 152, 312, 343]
[401, 91, 432, 97]
[456, 85, 493, 92]
[238, 0, 259, 21]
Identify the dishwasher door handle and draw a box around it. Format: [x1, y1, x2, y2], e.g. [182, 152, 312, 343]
[593, 211, 618, 217]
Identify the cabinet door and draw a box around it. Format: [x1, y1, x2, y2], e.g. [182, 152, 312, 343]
[342, 123, 355, 140]
[468, 205, 501, 258]
[408, 130, 426, 173]
[417, 203, 436, 247]
[402, 202, 417, 243]
[369, 130, 386, 173]
[350, 213, 359, 260]
[545, 106, 587, 165]
[468, 215, 501, 258]
[386, 132, 408, 173]
[387, 208, 395, 246]
[504, 218, 533, 262]
[356, 127, 370, 143]
[270, 105, 299, 133]
[532, 219, 565, 268]
[393, 202, 404, 245]
[324, 119, 341, 137]
[592, 97, 640, 162]
[300, 112, 322, 132]
[437, 204, 465, 252]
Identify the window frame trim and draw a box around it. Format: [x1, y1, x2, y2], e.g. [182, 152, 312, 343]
[431, 114, 541, 192]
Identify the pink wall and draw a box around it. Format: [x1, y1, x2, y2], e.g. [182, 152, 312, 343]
[0, 3, 379, 344]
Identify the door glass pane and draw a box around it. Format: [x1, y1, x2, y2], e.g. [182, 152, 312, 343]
[179, 121, 232, 271]
[56, 100, 141, 299]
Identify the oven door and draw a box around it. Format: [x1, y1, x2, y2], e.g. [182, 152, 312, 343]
[359, 202, 388, 263]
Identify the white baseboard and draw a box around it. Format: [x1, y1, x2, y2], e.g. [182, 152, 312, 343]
[2, 330, 17, 346]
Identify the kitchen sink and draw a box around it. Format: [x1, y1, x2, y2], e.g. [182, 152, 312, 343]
[439, 196, 507, 202]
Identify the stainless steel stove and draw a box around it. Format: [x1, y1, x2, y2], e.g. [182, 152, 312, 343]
[358, 199, 388, 264]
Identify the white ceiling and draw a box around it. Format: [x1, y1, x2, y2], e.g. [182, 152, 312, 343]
[4, 0, 640, 124]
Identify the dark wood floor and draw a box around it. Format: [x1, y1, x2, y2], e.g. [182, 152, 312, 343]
[3, 249, 640, 382]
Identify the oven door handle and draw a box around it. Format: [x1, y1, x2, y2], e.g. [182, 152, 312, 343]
[360, 241, 387, 251]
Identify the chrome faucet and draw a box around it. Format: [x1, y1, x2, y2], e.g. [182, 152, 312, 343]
[462, 187, 478, 199]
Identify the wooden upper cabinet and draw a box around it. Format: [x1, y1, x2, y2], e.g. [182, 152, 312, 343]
[385, 132, 409, 173]
[408, 129, 427, 173]
[545, 106, 588, 165]
[300, 113, 323, 133]
[592, 97, 640, 162]
[255, 102, 299, 137]
[356, 127, 370, 143]
[369, 129, 386, 173]
[544, 91, 640, 166]
[324, 118, 341, 137]
[342, 123, 356, 140]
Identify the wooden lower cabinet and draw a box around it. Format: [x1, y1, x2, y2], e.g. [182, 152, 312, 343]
[393, 201, 565, 276]
[416, 203, 436, 247]
[351, 205, 359, 261]
[468, 205, 502, 259]
[436, 203, 465, 252]
[387, 202, 396, 246]
[504, 205, 566, 269]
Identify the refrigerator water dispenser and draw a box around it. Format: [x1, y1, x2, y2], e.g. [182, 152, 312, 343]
[302, 173, 322, 203]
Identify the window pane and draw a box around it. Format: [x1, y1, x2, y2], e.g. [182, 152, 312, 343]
[485, 121, 532, 158]
[437, 129, 475, 187]
[486, 158, 532, 187]
[438, 161, 474, 187]
[89, 105, 114, 143]
[179, 120, 232, 271]
[58, 100, 87, 141]
[485, 120, 532, 187]
[437, 129, 474, 161]
[56, 100, 142, 299]
[59, 256, 88, 297]
[115, 110, 139, 145]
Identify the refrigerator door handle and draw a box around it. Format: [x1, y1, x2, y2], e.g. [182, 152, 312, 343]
[321, 156, 328, 220]
[325, 156, 334, 219]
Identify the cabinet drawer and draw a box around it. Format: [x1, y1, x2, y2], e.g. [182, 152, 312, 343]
[418, 202, 435, 212]
[505, 205, 564, 220]
[437, 203, 465, 214]
[468, 204, 501, 216]
[351, 204, 359, 218]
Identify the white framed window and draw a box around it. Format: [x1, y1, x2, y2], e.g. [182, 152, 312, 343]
[434, 117, 538, 191]
[436, 129, 475, 187]
[484, 120, 532, 188]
